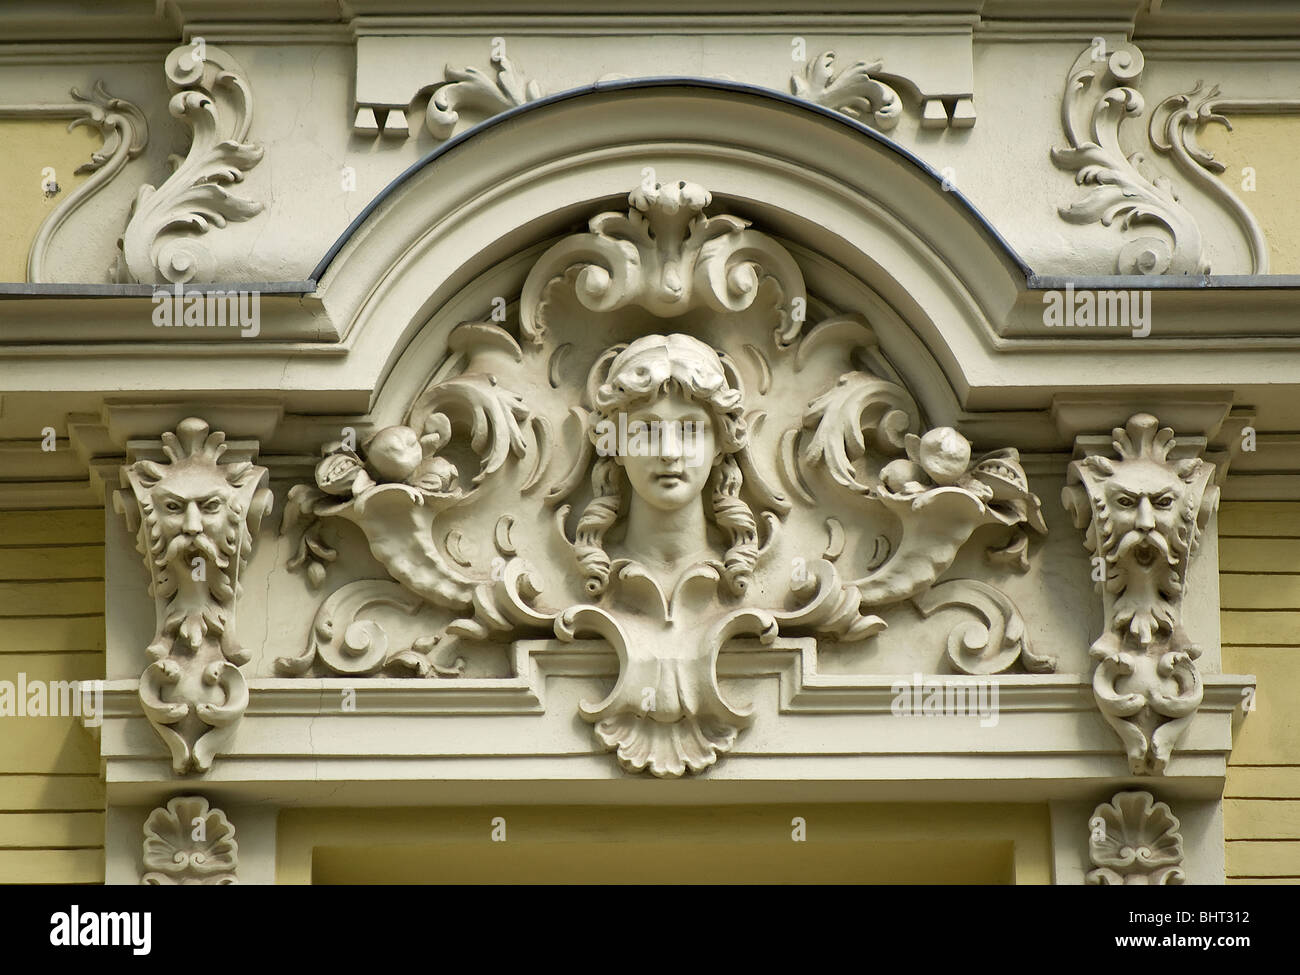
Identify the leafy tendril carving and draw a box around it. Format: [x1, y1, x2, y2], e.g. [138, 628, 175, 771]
[115, 44, 264, 284]
[1051, 42, 1206, 275]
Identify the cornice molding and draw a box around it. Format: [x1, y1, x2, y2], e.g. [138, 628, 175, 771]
[4, 2, 1299, 46]
[93, 652, 1254, 801]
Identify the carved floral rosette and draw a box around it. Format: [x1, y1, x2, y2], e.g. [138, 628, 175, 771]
[1063, 414, 1218, 775]
[116, 418, 272, 773]
[283, 179, 1052, 777]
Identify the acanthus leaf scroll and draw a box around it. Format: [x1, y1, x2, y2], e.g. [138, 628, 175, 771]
[283, 179, 1052, 776]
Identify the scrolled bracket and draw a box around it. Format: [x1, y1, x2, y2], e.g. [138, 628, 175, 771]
[1063, 413, 1218, 775]
[115, 418, 272, 773]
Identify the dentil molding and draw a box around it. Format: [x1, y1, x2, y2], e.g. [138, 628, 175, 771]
[353, 39, 973, 140]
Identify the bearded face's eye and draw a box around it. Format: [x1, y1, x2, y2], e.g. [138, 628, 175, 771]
[165, 501, 182, 513]
[203, 499, 222, 513]
[1115, 495, 1135, 508]
[1155, 496, 1174, 509]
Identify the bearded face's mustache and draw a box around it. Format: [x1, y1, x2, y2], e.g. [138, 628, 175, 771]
[156, 530, 231, 570]
[1112, 528, 1174, 568]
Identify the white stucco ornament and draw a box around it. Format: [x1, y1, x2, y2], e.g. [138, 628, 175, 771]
[283, 179, 1051, 776]
[115, 43, 264, 284]
[1087, 791, 1185, 885]
[116, 418, 272, 773]
[1052, 41, 1206, 275]
[141, 795, 239, 884]
[1064, 414, 1218, 775]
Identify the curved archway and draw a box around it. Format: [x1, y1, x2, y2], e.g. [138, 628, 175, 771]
[309, 80, 1033, 425]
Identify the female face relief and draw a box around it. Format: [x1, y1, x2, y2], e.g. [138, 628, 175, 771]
[617, 388, 717, 513]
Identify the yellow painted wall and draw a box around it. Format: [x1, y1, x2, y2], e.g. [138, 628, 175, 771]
[1197, 116, 1300, 274]
[0, 119, 99, 282]
[0, 508, 105, 883]
[278, 803, 1053, 884]
[1220, 501, 1300, 883]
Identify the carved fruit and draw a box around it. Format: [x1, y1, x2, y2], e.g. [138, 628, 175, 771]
[408, 455, 459, 494]
[420, 412, 453, 453]
[880, 458, 927, 494]
[906, 427, 971, 485]
[315, 451, 366, 496]
[366, 426, 423, 481]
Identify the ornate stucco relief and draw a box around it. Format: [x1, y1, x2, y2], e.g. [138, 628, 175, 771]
[1052, 42, 1207, 275]
[115, 44, 264, 285]
[788, 52, 904, 131]
[0, 83, 149, 283]
[1087, 790, 1185, 885]
[1149, 85, 1300, 275]
[354, 44, 969, 141]
[1063, 414, 1219, 775]
[141, 796, 239, 884]
[423, 54, 543, 140]
[114, 418, 273, 773]
[282, 178, 1049, 778]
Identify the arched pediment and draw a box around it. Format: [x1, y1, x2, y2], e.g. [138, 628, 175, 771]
[310, 80, 1032, 428]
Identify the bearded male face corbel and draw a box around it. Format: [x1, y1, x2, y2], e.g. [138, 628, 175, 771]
[1063, 413, 1218, 775]
[117, 418, 272, 773]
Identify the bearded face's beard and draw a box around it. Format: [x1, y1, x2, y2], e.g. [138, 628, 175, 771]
[157, 530, 232, 574]
[1108, 528, 1182, 646]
